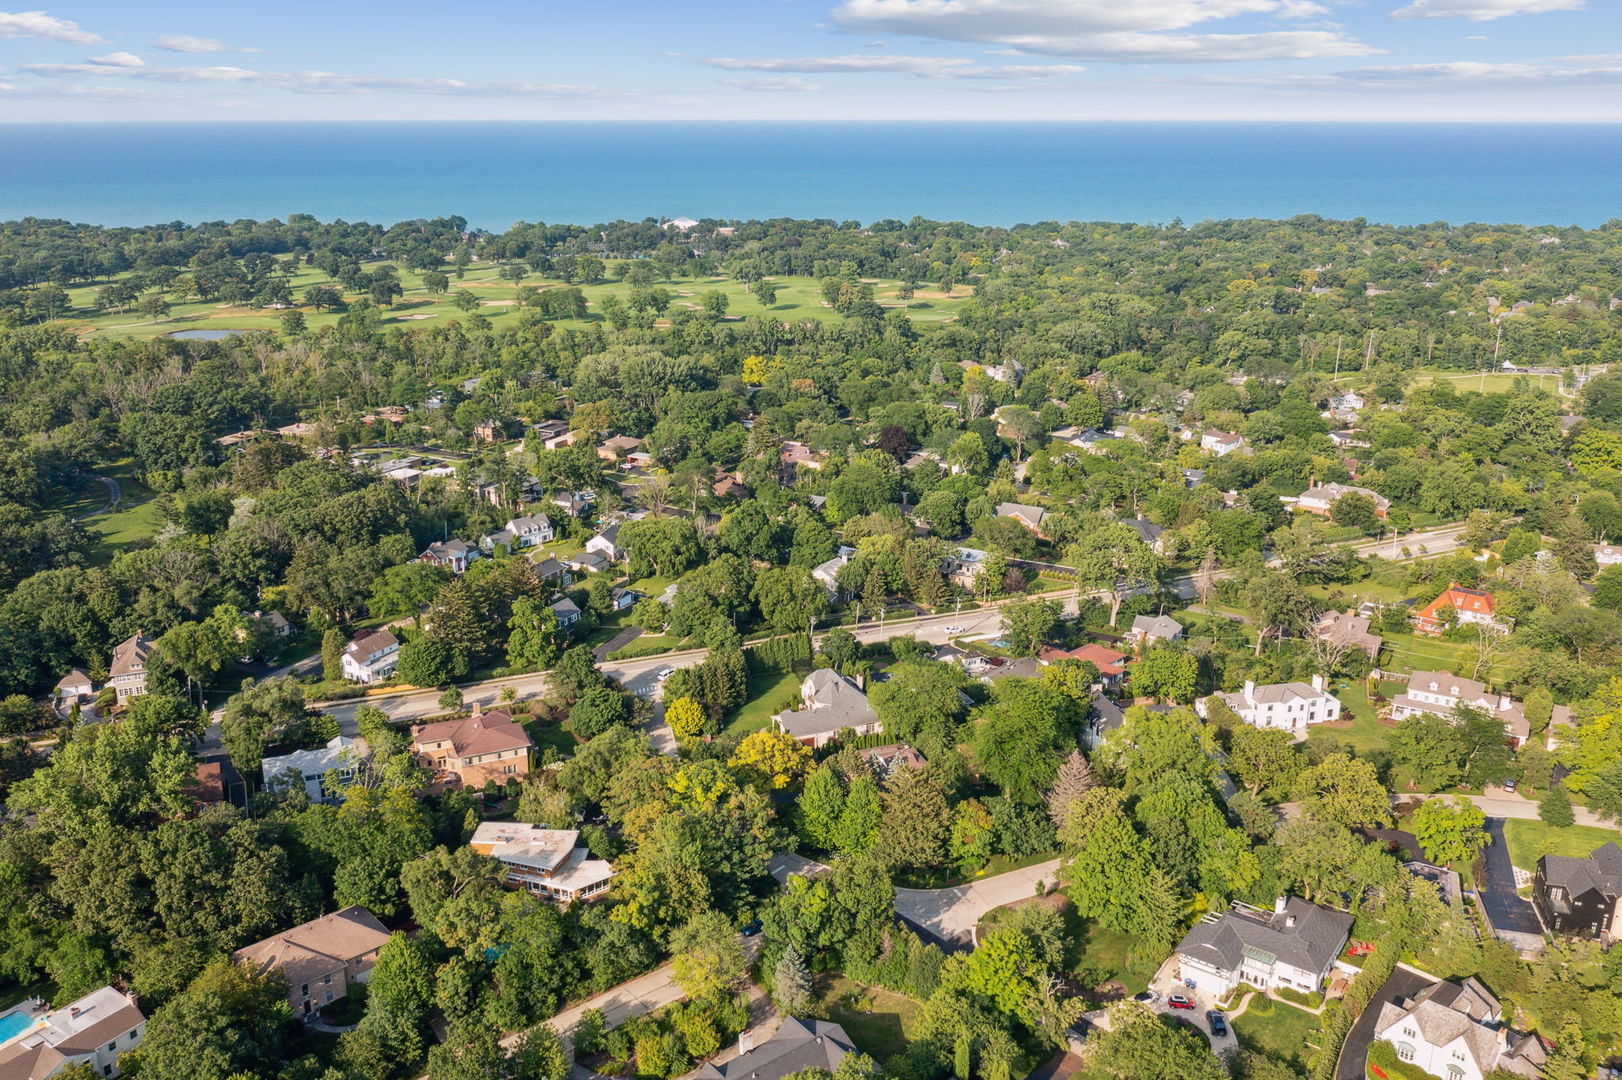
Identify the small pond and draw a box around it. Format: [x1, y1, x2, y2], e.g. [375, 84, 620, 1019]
[168, 328, 259, 341]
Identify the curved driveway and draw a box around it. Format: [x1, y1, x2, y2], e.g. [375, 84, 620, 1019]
[894, 858, 1062, 949]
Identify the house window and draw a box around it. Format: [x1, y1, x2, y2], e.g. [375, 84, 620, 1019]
[1397, 1043, 1416, 1063]
[323, 975, 332, 985]
[325, 990, 335, 1003]
[108, 1041, 118, 1052]
[301, 984, 309, 996]
[1446, 1068, 1464, 1080]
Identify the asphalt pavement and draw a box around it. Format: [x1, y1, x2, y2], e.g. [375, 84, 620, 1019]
[1478, 818, 1544, 935]
[1334, 965, 1435, 1080]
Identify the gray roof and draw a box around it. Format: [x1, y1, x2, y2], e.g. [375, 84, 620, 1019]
[1176, 898, 1352, 979]
[1541, 841, 1622, 900]
[1131, 614, 1182, 639]
[1373, 977, 1542, 1078]
[549, 597, 582, 619]
[1120, 517, 1163, 544]
[997, 502, 1047, 526]
[695, 1018, 853, 1080]
[775, 670, 878, 739]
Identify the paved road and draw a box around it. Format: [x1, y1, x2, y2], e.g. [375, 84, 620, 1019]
[893, 858, 1062, 949]
[1334, 965, 1435, 1080]
[1478, 818, 1544, 936]
[70, 475, 121, 522]
[1408, 791, 1616, 831]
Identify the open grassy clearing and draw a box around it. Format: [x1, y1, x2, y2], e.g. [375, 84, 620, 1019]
[1234, 996, 1322, 1072]
[1502, 817, 1622, 869]
[724, 667, 803, 738]
[814, 975, 922, 1064]
[53, 263, 973, 341]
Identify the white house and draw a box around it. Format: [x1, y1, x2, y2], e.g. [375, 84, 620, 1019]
[1198, 676, 1342, 733]
[1388, 671, 1567, 749]
[481, 513, 554, 553]
[585, 524, 626, 563]
[109, 632, 155, 703]
[1201, 430, 1245, 456]
[419, 538, 480, 574]
[811, 547, 854, 597]
[773, 669, 881, 749]
[261, 736, 367, 802]
[470, 822, 615, 903]
[341, 629, 400, 684]
[1174, 897, 1353, 998]
[1372, 977, 1546, 1080]
[0, 985, 146, 1080]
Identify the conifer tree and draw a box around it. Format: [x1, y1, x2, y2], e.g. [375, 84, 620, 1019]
[1046, 749, 1097, 827]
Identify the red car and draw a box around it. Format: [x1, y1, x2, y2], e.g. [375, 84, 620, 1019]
[1168, 995, 1196, 1010]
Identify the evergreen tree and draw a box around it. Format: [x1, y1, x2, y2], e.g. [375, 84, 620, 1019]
[1045, 749, 1097, 827]
[772, 945, 812, 1015]
[322, 627, 346, 682]
[877, 764, 950, 870]
[1540, 785, 1576, 828]
[798, 763, 846, 849]
[834, 773, 882, 854]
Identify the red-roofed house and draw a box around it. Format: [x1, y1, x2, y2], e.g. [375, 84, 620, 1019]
[1037, 643, 1133, 689]
[1412, 583, 1504, 636]
[410, 708, 533, 789]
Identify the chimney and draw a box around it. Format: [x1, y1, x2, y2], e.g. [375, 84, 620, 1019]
[1274, 896, 1287, 914]
[471, 700, 483, 718]
[1243, 680, 1256, 700]
[1286, 915, 1296, 928]
[1499, 695, 1512, 712]
[70, 1007, 81, 1019]
[1311, 674, 1325, 692]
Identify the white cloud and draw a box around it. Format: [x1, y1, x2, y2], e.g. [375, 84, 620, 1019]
[17, 59, 615, 97]
[1390, 0, 1583, 20]
[722, 75, 823, 91]
[151, 34, 259, 53]
[88, 51, 144, 68]
[703, 53, 1084, 78]
[1200, 52, 1622, 89]
[828, 0, 1376, 61]
[0, 10, 101, 44]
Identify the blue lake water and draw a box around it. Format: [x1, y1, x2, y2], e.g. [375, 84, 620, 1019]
[0, 122, 1619, 230]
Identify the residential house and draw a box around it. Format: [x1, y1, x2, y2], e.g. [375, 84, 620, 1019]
[695, 1018, 854, 1080]
[780, 441, 826, 479]
[811, 548, 854, 597]
[52, 669, 93, 714]
[470, 822, 614, 903]
[506, 514, 555, 548]
[1119, 517, 1168, 553]
[1296, 481, 1390, 519]
[610, 587, 641, 612]
[1201, 431, 1246, 457]
[419, 538, 480, 574]
[533, 557, 570, 586]
[1036, 643, 1133, 689]
[254, 610, 293, 638]
[996, 502, 1049, 538]
[0, 986, 145, 1080]
[585, 524, 626, 563]
[1596, 544, 1622, 568]
[410, 709, 532, 789]
[1181, 468, 1206, 489]
[551, 491, 593, 519]
[261, 736, 366, 802]
[528, 419, 570, 445]
[1532, 841, 1622, 940]
[1173, 897, 1353, 997]
[564, 550, 609, 576]
[1372, 977, 1546, 1080]
[108, 633, 155, 703]
[859, 744, 927, 779]
[942, 546, 991, 590]
[1198, 676, 1342, 733]
[234, 907, 391, 1018]
[1129, 614, 1184, 646]
[713, 472, 752, 500]
[472, 419, 502, 443]
[1051, 426, 1121, 453]
[277, 422, 316, 438]
[341, 629, 400, 684]
[1327, 430, 1370, 450]
[1412, 584, 1503, 636]
[1326, 391, 1366, 421]
[934, 644, 1042, 683]
[1313, 609, 1384, 660]
[550, 597, 583, 630]
[1083, 694, 1127, 749]
[1387, 670, 1565, 748]
[597, 435, 643, 462]
[773, 669, 881, 749]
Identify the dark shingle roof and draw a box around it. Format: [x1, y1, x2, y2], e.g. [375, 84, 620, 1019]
[695, 1018, 853, 1080]
[1542, 841, 1622, 899]
[1176, 898, 1352, 978]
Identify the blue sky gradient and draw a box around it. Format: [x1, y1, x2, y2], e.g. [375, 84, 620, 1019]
[0, 0, 1616, 121]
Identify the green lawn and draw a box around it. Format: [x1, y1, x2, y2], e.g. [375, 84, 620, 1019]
[897, 850, 1058, 890]
[1378, 632, 1482, 678]
[525, 718, 578, 759]
[54, 264, 972, 341]
[1501, 817, 1622, 869]
[1306, 680, 1397, 754]
[724, 667, 803, 737]
[814, 975, 921, 1064]
[84, 496, 166, 564]
[979, 895, 1158, 995]
[1234, 997, 1322, 1072]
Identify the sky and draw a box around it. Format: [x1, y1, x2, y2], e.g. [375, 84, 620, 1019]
[0, 0, 1618, 122]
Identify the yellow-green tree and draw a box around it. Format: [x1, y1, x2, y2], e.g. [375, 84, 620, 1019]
[729, 729, 813, 790]
[666, 696, 706, 741]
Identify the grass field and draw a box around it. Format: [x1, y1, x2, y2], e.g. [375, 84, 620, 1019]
[1502, 817, 1622, 869]
[1306, 680, 1396, 754]
[814, 975, 921, 1064]
[52, 262, 973, 341]
[978, 895, 1159, 995]
[1235, 997, 1322, 1072]
[725, 667, 803, 738]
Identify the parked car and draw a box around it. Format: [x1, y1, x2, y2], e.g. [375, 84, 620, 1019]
[1503, 778, 1518, 793]
[655, 668, 674, 682]
[1168, 995, 1195, 1010]
[1207, 1011, 1228, 1037]
[1132, 990, 1160, 1005]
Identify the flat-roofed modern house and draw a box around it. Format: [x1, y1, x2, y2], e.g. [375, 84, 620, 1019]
[234, 906, 392, 1019]
[469, 822, 614, 903]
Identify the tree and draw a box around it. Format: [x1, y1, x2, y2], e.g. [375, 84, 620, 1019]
[798, 763, 846, 849]
[876, 764, 950, 870]
[1228, 725, 1301, 796]
[130, 958, 292, 1080]
[1088, 1003, 1225, 1080]
[730, 729, 814, 790]
[221, 676, 306, 776]
[833, 773, 882, 855]
[570, 687, 633, 740]
[1392, 712, 1466, 791]
[772, 946, 812, 1015]
[669, 909, 746, 1002]
[398, 638, 468, 687]
[507, 596, 563, 671]
[1540, 785, 1575, 828]
[1068, 524, 1161, 627]
[1045, 750, 1096, 827]
[453, 290, 481, 314]
[1292, 752, 1391, 827]
[368, 932, 437, 1024]
[321, 627, 346, 682]
[665, 696, 706, 741]
[1330, 492, 1381, 534]
[368, 561, 449, 620]
[1130, 648, 1197, 702]
[975, 684, 1072, 805]
[1245, 570, 1318, 654]
[753, 566, 829, 635]
[949, 798, 996, 871]
[1411, 796, 1489, 866]
[751, 278, 779, 308]
[1000, 598, 1061, 657]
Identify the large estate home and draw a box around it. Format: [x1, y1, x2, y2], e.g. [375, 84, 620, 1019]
[469, 822, 614, 903]
[234, 906, 391, 1018]
[1373, 977, 1546, 1080]
[0, 986, 146, 1080]
[1174, 897, 1352, 997]
[1388, 671, 1565, 749]
[109, 632, 154, 703]
[1412, 584, 1504, 636]
[1197, 676, 1342, 733]
[341, 629, 400, 683]
[410, 709, 533, 788]
[1296, 481, 1390, 519]
[695, 1018, 855, 1080]
[1532, 841, 1622, 941]
[773, 669, 881, 749]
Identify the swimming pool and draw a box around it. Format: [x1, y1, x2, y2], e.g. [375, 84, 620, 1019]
[0, 1009, 38, 1044]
